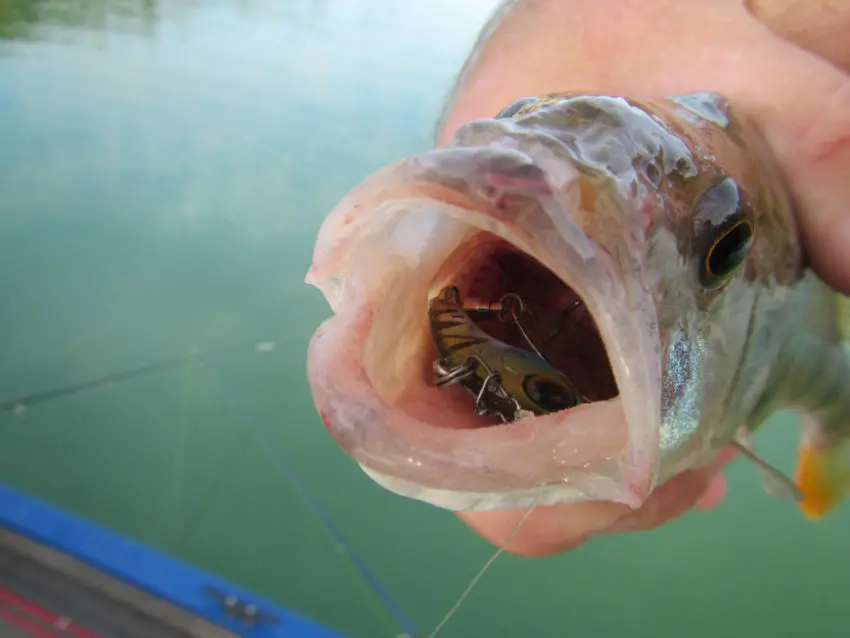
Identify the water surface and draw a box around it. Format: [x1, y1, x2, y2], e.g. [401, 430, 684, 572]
[0, 2, 847, 637]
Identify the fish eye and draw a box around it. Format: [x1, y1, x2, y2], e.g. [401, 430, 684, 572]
[703, 220, 753, 286]
[695, 178, 754, 289]
[522, 375, 579, 413]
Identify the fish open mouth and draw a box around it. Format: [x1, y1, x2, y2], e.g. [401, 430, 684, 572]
[425, 232, 619, 428]
[306, 146, 663, 512]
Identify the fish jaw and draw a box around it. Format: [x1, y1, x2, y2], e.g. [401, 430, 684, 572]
[305, 142, 664, 511]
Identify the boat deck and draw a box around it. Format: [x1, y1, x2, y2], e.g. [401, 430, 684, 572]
[0, 528, 236, 638]
[0, 484, 347, 638]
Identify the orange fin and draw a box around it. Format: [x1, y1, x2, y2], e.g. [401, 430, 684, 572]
[795, 442, 850, 520]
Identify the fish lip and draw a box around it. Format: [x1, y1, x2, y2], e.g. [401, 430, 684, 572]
[359, 464, 611, 512]
[306, 145, 663, 511]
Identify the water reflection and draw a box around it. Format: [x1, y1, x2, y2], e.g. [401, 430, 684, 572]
[0, 1, 500, 637]
[0, 0, 158, 41]
[4, 2, 848, 638]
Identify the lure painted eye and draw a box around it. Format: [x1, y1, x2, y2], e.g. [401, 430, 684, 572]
[694, 178, 755, 289]
[523, 375, 580, 413]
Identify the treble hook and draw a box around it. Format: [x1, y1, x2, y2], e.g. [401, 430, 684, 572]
[433, 354, 522, 420]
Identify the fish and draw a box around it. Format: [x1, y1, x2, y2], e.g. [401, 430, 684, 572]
[428, 285, 583, 423]
[304, 90, 850, 519]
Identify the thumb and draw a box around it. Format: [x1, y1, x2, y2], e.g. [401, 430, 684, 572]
[745, 0, 850, 294]
[748, 0, 850, 72]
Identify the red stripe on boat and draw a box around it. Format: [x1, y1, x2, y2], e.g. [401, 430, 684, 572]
[0, 587, 104, 638]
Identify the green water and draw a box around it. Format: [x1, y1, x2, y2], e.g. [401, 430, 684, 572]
[0, 1, 847, 637]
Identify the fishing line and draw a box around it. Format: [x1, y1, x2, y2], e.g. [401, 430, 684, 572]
[1, 340, 418, 636]
[251, 424, 419, 638]
[488, 292, 547, 360]
[427, 492, 541, 638]
[173, 431, 256, 547]
[509, 305, 546, 361]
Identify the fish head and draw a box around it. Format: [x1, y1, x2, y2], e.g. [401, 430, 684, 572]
[305, 92, 803, 512]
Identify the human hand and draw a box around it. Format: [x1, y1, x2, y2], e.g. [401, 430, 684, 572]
[436, 0, 850, 556]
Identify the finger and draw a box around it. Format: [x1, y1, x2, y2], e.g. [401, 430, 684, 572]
[438, 0, 850, 293]
[456, 501, 628, 557]
[694, 472, 729, 511]
[747, 0, 850, 72]
[456, 447, 737, 556]
[602, 446, 737, 533]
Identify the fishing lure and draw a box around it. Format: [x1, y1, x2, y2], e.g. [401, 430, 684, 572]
[428, 286, 583, 422]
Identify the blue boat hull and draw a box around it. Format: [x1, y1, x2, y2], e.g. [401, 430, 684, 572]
[0, 484, 347, 638]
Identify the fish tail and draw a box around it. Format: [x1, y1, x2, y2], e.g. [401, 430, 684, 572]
[795, 292, 850, 520]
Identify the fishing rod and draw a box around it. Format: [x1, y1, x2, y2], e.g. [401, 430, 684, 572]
[0, 340, 278, 414]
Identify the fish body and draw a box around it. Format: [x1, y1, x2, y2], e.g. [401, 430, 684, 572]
[305, 90, 850, 517]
